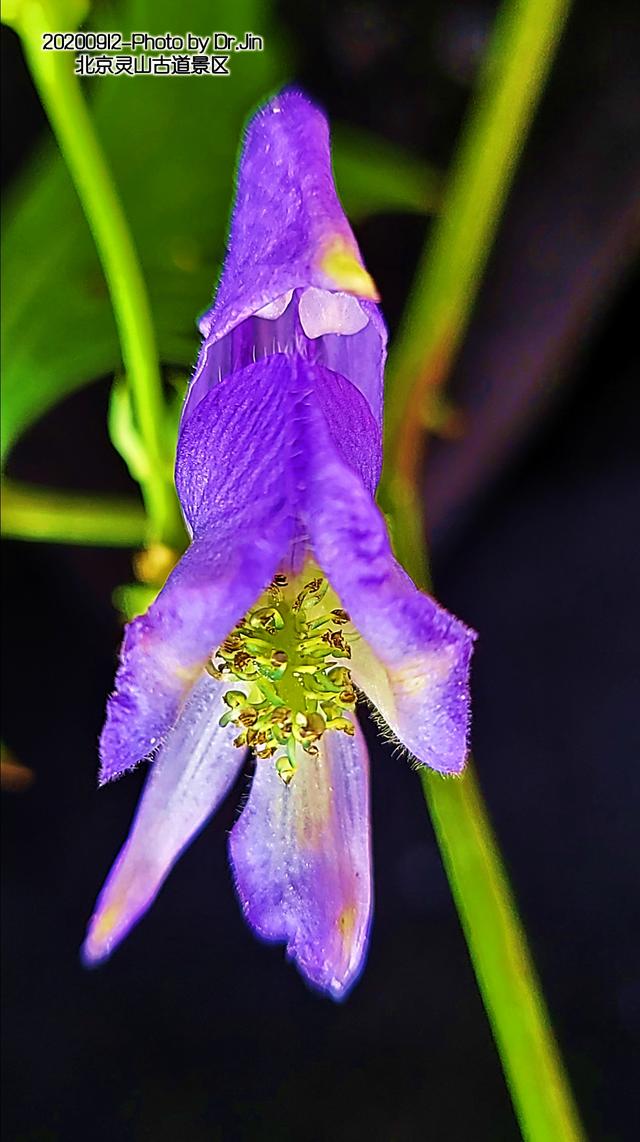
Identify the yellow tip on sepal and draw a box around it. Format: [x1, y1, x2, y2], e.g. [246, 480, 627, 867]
[319, 238, 380, 301]
[83, 901, 122, 964]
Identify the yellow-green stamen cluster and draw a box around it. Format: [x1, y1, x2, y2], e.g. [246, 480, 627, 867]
[208, 575, 356, 783]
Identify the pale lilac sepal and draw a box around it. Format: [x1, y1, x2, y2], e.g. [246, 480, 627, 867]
[85, 673, 244, 964]
[229, 717, 372, 999]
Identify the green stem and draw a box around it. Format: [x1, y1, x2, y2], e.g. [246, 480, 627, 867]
[423, 764, 584, 1142]
[378, 0, 585, 1138]
[8, 0, 177, 543]
[381, 0, 573, 507]
[1, 480, 147, 546]
[409, 554, 584, 1142]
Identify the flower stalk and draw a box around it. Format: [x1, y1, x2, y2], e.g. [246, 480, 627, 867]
[423, 764, 584, 1142]
[380, 0, 584, 1138]
[5, 0, 180, 545]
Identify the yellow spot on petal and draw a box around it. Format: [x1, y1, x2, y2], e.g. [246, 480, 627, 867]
[91, 902, 122, 949]
[389, 648, 454, 697]
[152, 642, 203, 690]
[337, 904, 358, 944]
[319, 237, 380, 301]
[174, 661, 205, 686]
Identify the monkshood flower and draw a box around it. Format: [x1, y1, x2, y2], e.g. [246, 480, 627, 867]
[83, 89, 476, 999]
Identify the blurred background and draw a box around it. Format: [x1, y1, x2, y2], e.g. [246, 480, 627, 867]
[2, 1, 639, 1139]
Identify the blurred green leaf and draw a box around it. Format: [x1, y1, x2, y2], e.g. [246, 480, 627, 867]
[333, 124, 441, 221]
[112, 581, 161, 621]
[2, 0, 89, 33]
[2, 0, 439, 465]
[1, 479, 147, 545]
[108, 370, 184, 484]
[2, 0, 287, 464]
[108, 376, 153, 485]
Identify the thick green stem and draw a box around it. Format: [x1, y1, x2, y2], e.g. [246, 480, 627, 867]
[379, 0, 585, 1137]
[422, 764, 584, 1141]
[7, 0, 179, 543]
[1, 480, 147, 546]
[407, 545, 584, 1142]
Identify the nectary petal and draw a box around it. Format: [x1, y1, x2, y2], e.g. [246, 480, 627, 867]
[229, 719, 372, 999]
[298, 288, 369, 338]
[254, 290, 294, 320]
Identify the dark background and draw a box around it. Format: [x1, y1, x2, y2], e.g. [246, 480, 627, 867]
[2, 1, 639, 1140]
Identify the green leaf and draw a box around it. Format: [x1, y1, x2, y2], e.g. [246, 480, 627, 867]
[108, 370, 185, 485]
[333, 124, 441, 222]
[2, 0, 89, 32]
[108, 376, 152, 485]
[112, 582, 162, 620]
[1, 0, 440, 465]
[1, 0, 288, 464]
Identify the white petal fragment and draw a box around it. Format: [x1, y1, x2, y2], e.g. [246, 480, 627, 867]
[298, 287, 369, 339]
[254, 290, 294, 320]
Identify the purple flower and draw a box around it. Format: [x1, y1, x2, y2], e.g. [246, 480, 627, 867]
[83, 89, 475, 999]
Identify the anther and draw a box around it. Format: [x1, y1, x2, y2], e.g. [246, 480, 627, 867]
[223, 690, 246, 709]
[331, 609, 350, 625]
[293, 711, 325, 741]
[275, 756, 296, 784]
[306, 712, 326, 737]
[257, 745, 277, 759]
[250, 606, 284, 631]
[269, 706, 292, 725]
[221, 635, 242, 654]
[326, 717, 355, 736]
